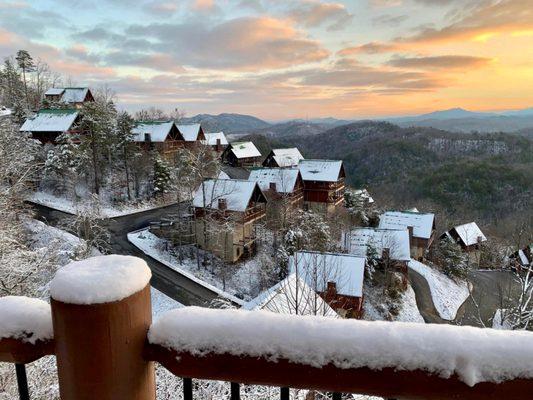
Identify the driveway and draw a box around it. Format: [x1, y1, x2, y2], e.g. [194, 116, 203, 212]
[30, 202, 225, 307]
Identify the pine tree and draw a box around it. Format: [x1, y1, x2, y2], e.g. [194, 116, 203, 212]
[433, 237, 469, 279]
[78, 97, 117, 195]
[15, 50, 35, 108]
[153, 154, 172, 196]
[116, 111, 137, 200]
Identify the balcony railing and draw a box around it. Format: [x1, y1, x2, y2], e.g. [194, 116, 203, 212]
[2, 255, 533, 400]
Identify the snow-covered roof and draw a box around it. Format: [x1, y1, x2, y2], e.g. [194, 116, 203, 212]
[204, 131, 228, 146]
[0, 106, 11, 117]
[243, 274, 338, 318]
[452, 222, 487, 246]
[518, 250, 529, 266]
[192, 179, 263, 212]
[379, 211, 435, 240]
[347, 228, 411, 261]
[230, 141, 261, 159]
[298, 159, 343, 182]
[132, 121, 176, 142]
[354, 189, 374, 203]
[177, 123, 202, 141]
[289, 251, 365, 298]
[62, 87, 90, 103]
[248, 168, 300, 193]
[20, 109, 79, 132]
[44, 87, 65, 96]
[271, 148, 304, 167]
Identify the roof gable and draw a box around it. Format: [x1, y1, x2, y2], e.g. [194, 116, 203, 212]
[192, 179, 265, 212]
[230, 141, 261, 159]
[132, 121, 178, 142]
[177, 123, 202, 141]
[298, 159, 343, 182]
[378, 211, 435, 240]
[204, 131, 228, 146]
[271, 148, 304, 167]
[289, 251, 366, 297]
[452, 222, 487, 246]
[20, 109, 79, 132]
[248, 168, 300, 193]
[243, 274, 338, 317]
[347, 228, 410, 261]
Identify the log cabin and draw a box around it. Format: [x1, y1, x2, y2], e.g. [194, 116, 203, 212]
[19, 108, 81, 144]
[176, 123, 206, 149]
[247, 168, 304, 208]
[222, 141, 262, 167]
[442, 222, 487, 263]
[379, 211, 436, 260]
[132, 121, 185, 160]
[192, 178, 267, 263]
[289, 251, 366, 318]
[345, 227, 411, 287]
[242, 273, 339, 317]
[262, 148, 304, 168]
[203, 131, 228, 154]
[298, 159, 346, 214]
[44, 87, 94, 108]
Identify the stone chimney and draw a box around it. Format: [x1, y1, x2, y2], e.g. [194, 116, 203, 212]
[269, 182, 277, 192]
[382, 247, 390, 260]
[218, 198, 227, 211]
[216, 138, 221, 152]
[144, 133, 151, 142]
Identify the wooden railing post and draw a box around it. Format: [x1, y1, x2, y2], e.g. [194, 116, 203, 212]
[50, 255, 155, 400]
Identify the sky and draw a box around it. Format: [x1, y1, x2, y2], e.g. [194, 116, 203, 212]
[0, 0, 532, 120]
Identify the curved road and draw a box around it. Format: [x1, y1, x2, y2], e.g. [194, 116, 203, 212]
[30, 202, 223, 307]
[409, 266, 520, 327]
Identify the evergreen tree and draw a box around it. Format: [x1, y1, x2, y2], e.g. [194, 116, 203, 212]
[78, 98, 117, 195]
[15, 50, 34, 108]
[432, 237, 469, 279]
[115, 111, 137, 200]
[153, 154, 172, 196]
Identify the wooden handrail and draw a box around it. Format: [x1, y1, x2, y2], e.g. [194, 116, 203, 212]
[144, 343, 533, 400]
[0, 338, 55, 364]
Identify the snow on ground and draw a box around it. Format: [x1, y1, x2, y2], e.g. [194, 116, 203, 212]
[151, 288, 183, 317]
[364, 283, 424, 323]
[28, 191, 171, 218]
[409, 260, 470, 321]
[492, 309, 512, 330]
[128, 229, 246, 305]
[150, 307, 533, 387]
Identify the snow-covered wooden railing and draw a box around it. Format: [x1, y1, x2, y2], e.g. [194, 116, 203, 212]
[1, 255, 533, 400]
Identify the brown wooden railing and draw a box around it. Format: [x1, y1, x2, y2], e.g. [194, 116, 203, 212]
[2, 257, 533, 400]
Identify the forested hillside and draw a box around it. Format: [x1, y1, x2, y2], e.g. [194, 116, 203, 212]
[265, 121, 532, 233]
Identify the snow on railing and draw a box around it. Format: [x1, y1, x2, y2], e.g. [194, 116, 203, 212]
[148, 307, 533, 387]
[2, 254, 533, 400]
[0, 296, 53, 344]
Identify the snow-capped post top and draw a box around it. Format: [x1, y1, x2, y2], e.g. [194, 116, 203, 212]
[50, 255, 152, 305]
[0, 296, 53, 344]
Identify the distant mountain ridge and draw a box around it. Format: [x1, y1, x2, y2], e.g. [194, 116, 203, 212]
[181, 113, 270, 133]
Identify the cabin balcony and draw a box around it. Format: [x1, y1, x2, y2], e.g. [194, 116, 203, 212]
[2, 255, 533, 400]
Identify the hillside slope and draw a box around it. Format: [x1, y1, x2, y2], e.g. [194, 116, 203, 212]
[280, 121, 532, 226]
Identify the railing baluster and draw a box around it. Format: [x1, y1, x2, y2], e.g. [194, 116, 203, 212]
[280, 387, 290, 400]
[183, 377, 193, 400]
[230, 382, 240, 400]
[15, 364, 30, 400]
[331, 393, 342, 400]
